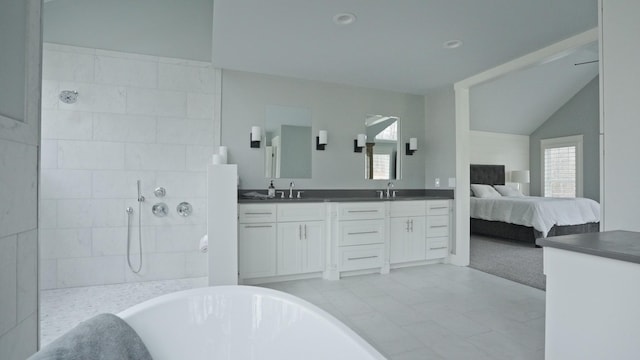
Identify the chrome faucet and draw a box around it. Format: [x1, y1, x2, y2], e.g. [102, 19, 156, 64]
[289, 181, 295, 199]
[386, 182, 394, 198]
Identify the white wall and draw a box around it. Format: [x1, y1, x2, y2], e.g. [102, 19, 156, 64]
[39, 44, 216, 289]
[43, 0, 213, 62]
[424, 86, 457, 189]
[470, 131, 530, 194]
[600, 0, 640, 231]
[220, 70, 426, 190]
[0, 1, 40, 358]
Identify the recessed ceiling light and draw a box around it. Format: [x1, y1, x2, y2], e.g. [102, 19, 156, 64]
[443, 40, 463, 49]
[333, 13, 356, 26]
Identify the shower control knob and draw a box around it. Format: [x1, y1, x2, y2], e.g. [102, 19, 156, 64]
[177, 202, 193, 217]
[152, 203, 169, 217]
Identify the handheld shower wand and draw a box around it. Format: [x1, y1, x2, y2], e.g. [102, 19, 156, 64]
[126, 180, 144, 273]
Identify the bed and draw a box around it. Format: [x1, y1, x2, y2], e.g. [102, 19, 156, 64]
[470, 164, 600, 245]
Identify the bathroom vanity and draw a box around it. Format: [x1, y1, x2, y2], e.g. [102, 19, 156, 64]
[237, 195, 453, 284]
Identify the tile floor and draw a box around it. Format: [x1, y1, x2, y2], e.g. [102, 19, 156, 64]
[40, 264, 545, 359]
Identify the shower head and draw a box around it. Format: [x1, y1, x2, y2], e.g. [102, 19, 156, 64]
[59, 90, 78, 104]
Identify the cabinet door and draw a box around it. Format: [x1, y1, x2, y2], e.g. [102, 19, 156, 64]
[239, 223, 276, 279]
[303, 221, 325, 273]
[406, 217, 426, 262]
[277, 222, 304, 275]
[390, 217, 409, 264]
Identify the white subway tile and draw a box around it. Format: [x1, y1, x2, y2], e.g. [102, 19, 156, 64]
[41, 80, 59, 110]
[0, 235, 17, 335]
[39, 228, 92, 260]
[94, 55, 157, 88]
[148, 253, 187, 280]
[0, 141, 38, 238]
[157, 119, 213, 145]
[92, 170, 156, 199]
[187, 93, 214, 119]
[92, 226, 156, 256]
[56, 199, 92, 228]
[58, 140, 125, 170]
[93, 113, 156, 143]
[39, 259, 57, 290]
[155, 224, 205, 253]
[40, 140, 58, 169]
[126, 88, 186, 117]
[185, 251, 208, 277]
[17, 230, 37, 322]
[38, 200, 57, 229]
[42, 50, 94, 82]
[40, 169, 92, 199]
[41, 110, 93, 140]
[186, 145, 214, 171]
[156, 172, 207, 197]
[58, 82, 126, 114]
[125, 143, 186, 171]
[90, 199, 126, 227]
[158, 63, 214, 93]
[57, 256, 125, 287]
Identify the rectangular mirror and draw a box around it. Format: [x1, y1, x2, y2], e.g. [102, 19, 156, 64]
[265, 105, 312, 179]
[364, 115, 401, 180]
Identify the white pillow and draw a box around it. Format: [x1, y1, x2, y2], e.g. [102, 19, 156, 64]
[494, 185, 525, 197]
[470, 184, 502, 198]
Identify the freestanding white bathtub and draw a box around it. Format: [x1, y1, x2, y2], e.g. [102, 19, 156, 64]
[118, 285, 386, 360]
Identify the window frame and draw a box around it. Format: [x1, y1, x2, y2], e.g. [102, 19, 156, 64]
[541, 134, 584, 198]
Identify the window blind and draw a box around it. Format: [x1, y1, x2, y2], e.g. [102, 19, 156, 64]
[544, 145, 576, 198]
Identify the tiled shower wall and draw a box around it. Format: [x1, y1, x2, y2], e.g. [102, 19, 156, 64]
[39, 43, 217, 289]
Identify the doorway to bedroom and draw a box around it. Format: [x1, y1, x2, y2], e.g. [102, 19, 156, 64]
[462, 36, 601, 290]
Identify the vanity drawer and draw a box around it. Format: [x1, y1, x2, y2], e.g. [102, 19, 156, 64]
[426, 237, 449, 259]
[238, 204, 277, 223]
[426, 215, 449, 237]
[338, 202, 385, 221]
[338, 219, 385, 246]
[277, 203, 325, 222]
[338, 244, 384, 271]
[426, 200, 450, 216]
[390, 200, 426, 217]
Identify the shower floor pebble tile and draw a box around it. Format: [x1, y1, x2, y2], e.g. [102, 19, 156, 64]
[40, 277, 207, 346]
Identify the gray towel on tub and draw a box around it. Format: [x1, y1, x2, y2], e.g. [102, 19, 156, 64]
[29, 313, 153, 360]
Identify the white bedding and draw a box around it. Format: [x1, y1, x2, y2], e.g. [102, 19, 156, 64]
[470, 196, 600, 237]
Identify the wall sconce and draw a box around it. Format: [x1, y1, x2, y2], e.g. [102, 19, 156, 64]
[406, 137, 418, 155]
[354, 134, 366, 153]
[316, 130, 328, 150]
[250, 126, 261, 148]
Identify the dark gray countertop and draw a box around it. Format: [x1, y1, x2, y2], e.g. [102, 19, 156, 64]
[536, 230, 640, 264]
[237, 188, 454, 204]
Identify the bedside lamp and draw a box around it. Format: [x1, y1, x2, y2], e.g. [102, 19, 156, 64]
[511, 170, 530, 191]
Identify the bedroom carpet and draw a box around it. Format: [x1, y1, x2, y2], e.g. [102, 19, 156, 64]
[469, 235, 546, 290]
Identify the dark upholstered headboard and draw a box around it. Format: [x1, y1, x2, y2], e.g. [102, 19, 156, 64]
[470, 164, 505, 185]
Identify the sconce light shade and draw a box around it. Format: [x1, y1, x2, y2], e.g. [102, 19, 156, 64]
[406, 137, 418, 155]
[316, 130, 328, 150]
[354, 134, 366, 153]
[250, 126, 261, 148]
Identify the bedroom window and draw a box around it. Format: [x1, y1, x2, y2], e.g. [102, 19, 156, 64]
[541, 135, 583, 198]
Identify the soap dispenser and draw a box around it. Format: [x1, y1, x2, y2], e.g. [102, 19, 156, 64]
[268, 180, 276, 198]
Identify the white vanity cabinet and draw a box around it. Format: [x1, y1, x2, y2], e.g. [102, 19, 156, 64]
[426, 200, 450, 259]
[336, 202, 386, 272]
[238, 204, 277, 279]
[238, 203, 325, 282]
[389, 201, 427, 264]
[276, 203, 325, 276]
